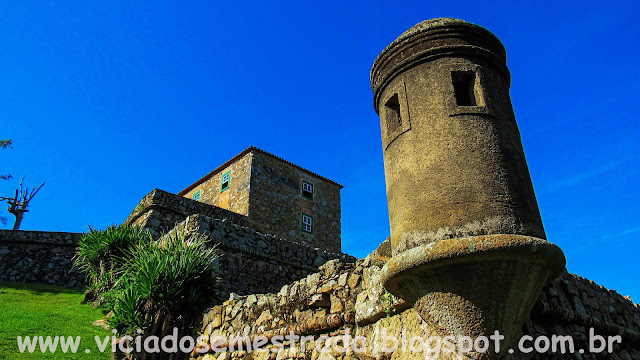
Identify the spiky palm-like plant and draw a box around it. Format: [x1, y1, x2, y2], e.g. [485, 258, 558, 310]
[73, 224, 153, 305]
[110, 231, 221, 359]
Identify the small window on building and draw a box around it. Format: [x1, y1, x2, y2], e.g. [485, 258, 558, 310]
[384, 93, 402, 133]
[220, 171, 230, 192]
[301, 181, 314, 201]
[301, 213, 313, 234]
[192, 190, 201, 201]
[452, 71, 477, 106]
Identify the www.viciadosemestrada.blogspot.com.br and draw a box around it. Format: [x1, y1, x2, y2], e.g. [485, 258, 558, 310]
[16, 327, 623, 357]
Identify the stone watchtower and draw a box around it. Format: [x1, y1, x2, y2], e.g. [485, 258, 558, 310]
[373, 19, 566, 358]
[371, 18, 545, 254]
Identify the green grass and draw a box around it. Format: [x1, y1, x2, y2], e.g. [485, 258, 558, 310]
[0, 282, 112, 359]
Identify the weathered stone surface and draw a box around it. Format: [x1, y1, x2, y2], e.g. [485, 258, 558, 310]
[307, 272, 321, 294]
[248, 149, 343, 253]
[154, 147, 344, 253]
[0, 229, 84, 288]
[337, 272, 349, 287]
[179, 150, 253, 219]
[355, 257, 405, 326]
[317, 280, 337, 294]
[124, 189, 248, 239]
[309, 294, 330, 308]
[347, 274, 360, 289]
[319, 259, 339, 277]
[330, 295, 343, 314]
[372, 18, 570, 357]
[164, 214, 355, 297]
[372, 18, 546, 255]
[210, 312, 222, 329]
[256, 310, 273, 327]
[193, 248, 640, 360]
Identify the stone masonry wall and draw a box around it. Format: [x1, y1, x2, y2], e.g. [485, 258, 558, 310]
[0, 229, 84, 288]
[523, 272, 640, 359]
[249, 151, 342, 253]
[168, 214, 356, 297]
[124, 189, 248, 238]
[125, 188, 342, 254]
[195, 259, 364, 360]
[182, 152, 253, 216]
[193, 244, 640, 360]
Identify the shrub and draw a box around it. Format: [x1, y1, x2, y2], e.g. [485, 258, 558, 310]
[109, 230, 221, 346]
[74, 225, 221, 359]
[73, 224, 153, 305]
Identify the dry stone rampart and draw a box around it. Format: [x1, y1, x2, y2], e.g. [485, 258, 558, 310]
[124, 188, 249, 237]
[193, 248, 640, 360]
[0, 229, 84, 288]
[170, 214, 356, 296]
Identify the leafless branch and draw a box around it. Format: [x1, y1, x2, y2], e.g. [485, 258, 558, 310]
[1, 177, 45, 230]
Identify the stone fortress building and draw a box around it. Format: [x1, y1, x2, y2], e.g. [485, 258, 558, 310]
[122, 146, 352, 295]
[177, 146, 343, 253]
[1, 17, 639, 360]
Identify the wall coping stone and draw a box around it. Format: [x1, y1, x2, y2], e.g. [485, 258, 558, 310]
[0, 229, 81, 246]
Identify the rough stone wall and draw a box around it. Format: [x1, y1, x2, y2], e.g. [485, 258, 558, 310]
[126, 187, 341, 254]
[0, 230, 84, 288]
[193, 247, 640, 360]
[523, 272, 640, 359]
[195, 259, 364, 360]
[183, 152, 253, 216]
[168, 215, 355, 297]
[168, 147, 343, 252]
[124, 189, 248, 238]
[249, 151, 342, 253]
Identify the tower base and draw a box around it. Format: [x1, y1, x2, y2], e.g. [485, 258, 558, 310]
[381, 234, 565, 359]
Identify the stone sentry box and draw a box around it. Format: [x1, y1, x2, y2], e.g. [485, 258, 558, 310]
[371, 18, 545, 254]
[372, 18, 566, 358]
[178, 146, 343, 253]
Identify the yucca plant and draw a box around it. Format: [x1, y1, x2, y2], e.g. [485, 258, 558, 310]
[73, 224, 153, 305]
[109, 231, 221, 359]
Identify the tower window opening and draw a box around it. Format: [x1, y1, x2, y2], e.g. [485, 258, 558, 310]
[452, 71, 477, 106]
[385, 93, 402, 133]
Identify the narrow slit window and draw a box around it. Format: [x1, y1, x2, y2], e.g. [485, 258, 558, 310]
[452, 71, 477, 106]
[302, 181, 314, 201]
[385, 93, 402, 133]
[301, 213, 313, 234]
[220, 171, 230, 192]
[192, 190, 201, 201]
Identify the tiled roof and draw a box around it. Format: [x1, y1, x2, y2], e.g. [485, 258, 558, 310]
[177, 146, 343, 196]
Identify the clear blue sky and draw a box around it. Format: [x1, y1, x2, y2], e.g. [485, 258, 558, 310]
[1, 1, 638, 300]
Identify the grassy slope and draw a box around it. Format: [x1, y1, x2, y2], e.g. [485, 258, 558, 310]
[0, 282, 111, 359]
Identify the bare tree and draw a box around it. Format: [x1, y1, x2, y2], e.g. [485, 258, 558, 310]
[1, 177, 45, 230]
